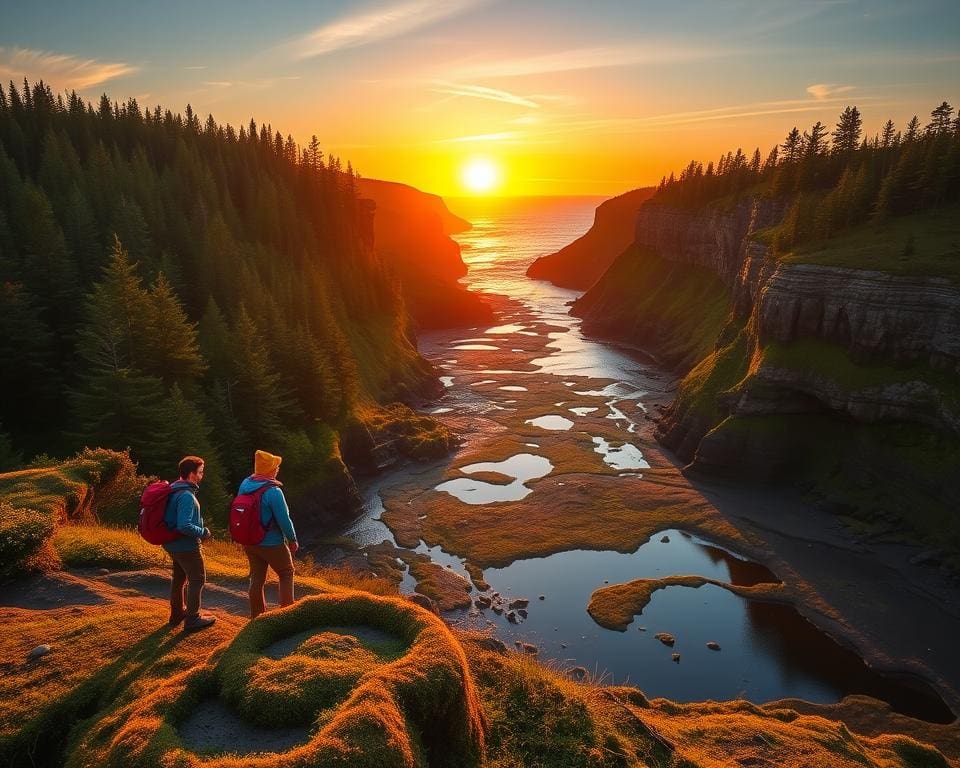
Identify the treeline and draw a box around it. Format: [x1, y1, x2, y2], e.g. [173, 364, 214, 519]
[0, 79, 421, 508]
[653, 101, 960, 250]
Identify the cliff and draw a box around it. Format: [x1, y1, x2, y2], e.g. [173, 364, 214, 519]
[526, 187, 655, 289]
[574, 198, 960, 559]
[356, 178, 493, 329]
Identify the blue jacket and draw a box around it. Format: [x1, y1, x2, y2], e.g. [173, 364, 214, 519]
[237, 476, 296, 547]
[162, 480, 208, 553]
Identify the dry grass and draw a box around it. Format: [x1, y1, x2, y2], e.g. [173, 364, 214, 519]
[69, 592, 486, 768]
[384, 466, 751, 568]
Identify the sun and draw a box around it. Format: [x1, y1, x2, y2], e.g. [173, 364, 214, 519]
[461, 157, 501, 194]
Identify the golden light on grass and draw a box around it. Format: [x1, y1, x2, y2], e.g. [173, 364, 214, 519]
[461, 157, 501, 194]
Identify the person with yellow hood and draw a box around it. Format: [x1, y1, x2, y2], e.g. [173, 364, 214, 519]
[237, 450, 298, 618]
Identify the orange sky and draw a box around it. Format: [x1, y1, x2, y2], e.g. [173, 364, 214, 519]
[3, 1, 958, 196]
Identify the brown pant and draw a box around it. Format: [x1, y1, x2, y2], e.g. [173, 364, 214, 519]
[244, 544, 295, 618]
[169, 547, 206, 621]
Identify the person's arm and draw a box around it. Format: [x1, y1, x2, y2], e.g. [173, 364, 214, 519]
[175, 492, 208, 538]
[266, 487, 297, 544]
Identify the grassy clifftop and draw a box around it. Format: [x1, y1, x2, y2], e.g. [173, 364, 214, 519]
[1, 452, 955, 767]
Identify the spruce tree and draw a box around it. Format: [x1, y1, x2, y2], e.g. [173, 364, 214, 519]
[143, 272, 206, 389]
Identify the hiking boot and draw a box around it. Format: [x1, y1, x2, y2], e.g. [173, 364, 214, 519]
[168, 606, 187, 627]
[183, 614, 216, 632]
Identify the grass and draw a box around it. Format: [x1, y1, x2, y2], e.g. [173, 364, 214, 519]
[760, 339, 960, 409]
[0, 449, 141, 580]
[70, 593, 487, 768]
[573, 245, 732, 372]
[780, 205, 960, 285]
[2, 452, 958, 766]
[53, 525, 167, 570]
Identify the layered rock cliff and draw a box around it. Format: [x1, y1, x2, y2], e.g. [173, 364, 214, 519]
[573, 195, 960, 554]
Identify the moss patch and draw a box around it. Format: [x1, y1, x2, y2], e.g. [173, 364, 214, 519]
[781, 205, 960, 285]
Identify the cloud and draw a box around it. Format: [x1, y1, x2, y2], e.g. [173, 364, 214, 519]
[429, 81, 540, 108]
[806, 83, 855, 100]
[290, 0, 489, 59]
[436, 131, 519, 143]
[450, 43, 731, 79]
[0, 46, 136, 90]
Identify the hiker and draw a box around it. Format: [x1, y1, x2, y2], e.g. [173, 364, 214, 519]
[236, 450, 298, 619]
[164, 456, 216, 631]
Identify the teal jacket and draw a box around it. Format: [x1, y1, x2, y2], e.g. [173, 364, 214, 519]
[162, 481, 208, 553]
[237, 476, 296, 546]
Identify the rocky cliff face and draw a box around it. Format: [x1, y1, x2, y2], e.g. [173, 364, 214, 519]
[631, 199, 780, 286]
[356, 178, 492, 329]
[575, 194, 960, 546]
[750, 264, 960, 371]
[526, 187, 655, 289]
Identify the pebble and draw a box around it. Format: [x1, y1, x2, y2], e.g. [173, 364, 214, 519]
[28, 645, 51, 660]
[538, 595, 545, 600]
[655, 632, 675, 647]
[706, 641, 721, 651]
[671, 653, 681, 663]
[660, 535, 670, 543]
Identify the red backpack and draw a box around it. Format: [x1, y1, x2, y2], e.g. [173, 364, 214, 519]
[229, 482, 278, 545]
[138, 481, 185, 545]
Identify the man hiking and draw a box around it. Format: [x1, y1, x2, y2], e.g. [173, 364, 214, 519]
[164, 456, 216, 631]
[235, 450, 298, 618]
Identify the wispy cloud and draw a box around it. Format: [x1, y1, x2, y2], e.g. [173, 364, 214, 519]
[429, 81, 540, 108]
[289, 0, 489, 59]
[436, 131, 519, 143]
[0, 46, 136, 90]
[806, 83, 855, 100]
[450, 43, 732, 79]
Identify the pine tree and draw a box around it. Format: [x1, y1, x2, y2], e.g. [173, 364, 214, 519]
[0, 282, 58, 444]
[229, 305, 294, 448]
[75, 235, 150, 372]
[804, 121, 829, 157]
[904, 115, 921, 142]
[780, 127, 804, 163]
[165, 384, 230, 515]
[143, 272, 206, 388]
[926, 101, 953, 136]
[880, 119, 896, 148]
[831, 106, 862, 155]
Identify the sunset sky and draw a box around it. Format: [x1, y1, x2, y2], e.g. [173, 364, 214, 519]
[2, 0, 958, 196]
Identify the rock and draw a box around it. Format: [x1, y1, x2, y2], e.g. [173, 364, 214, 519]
[491, 604, 503, 615]
[506, 611, 519, 624]
[475, 595, 492, 608]
[521, 642, 538, 655]
[517, 609, 528, 619]
[475, 637, 508, 654]
[538, 595, 545, 600]
[637, 626, 646, 632]
[706, 641, 721, 651]
[28, 645, 51, 660]
[97, 568, 110, 575]
[660, 535, 670, 543]
[671, 653, 681, 663]
[508, 598, 529, 610]
[655, 632, 675, 647]
[570, 666, 588, 680]
[514, 641, 524, 650]
[406, 593, 439, 615]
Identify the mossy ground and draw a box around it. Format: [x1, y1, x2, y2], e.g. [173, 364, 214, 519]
[572, 245, 732, 371]
[777, 205, 960, 285]
[1, 514, 954, 766]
